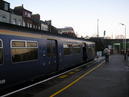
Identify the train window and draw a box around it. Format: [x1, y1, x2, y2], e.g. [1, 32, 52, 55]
[0, 41, 2, 47]
[72, 44, 81, 54]
[47, 42, 51, 57]
[27, 42, 38, 47]
[11, 40, 38, 63]
[0, 40, 3, 64]
[12, 41, 25, 47]
[51, 41, 57, 56]
[46, 40, 56, 57]
[12, 48, 38, 62]
[63, 44, 72, 55]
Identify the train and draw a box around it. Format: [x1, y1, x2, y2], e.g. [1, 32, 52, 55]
[0, 22, 96, 92]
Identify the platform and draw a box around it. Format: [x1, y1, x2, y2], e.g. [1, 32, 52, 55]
[8, 55, 129, 97]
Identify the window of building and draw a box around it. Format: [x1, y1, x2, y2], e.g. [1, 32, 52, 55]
[27, 23, 30, 28]
[4, 3, 9, 11]
[38, 26, 41, 30]
[2, 15, 6, 21]
[63, 43, 72, 55]
[12, 18, 17, 24]
[11, 40, 38, 63]
[28, 13, 31, 18]
[33, 25, 35, 29]
[0, 40, 3, 64]
[23, 21, 25, 27]
[2, 16, 6, 19]
[18, 20, 21, 26]
[41, 23, 48, 31]
[24, 11, 28, 16]
[30, 24, 32, 28]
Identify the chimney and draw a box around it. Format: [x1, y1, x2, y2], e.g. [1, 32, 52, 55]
[22, 4, 24, 8]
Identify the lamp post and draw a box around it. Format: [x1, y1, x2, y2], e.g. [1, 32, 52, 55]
[120, 23, 126, 60]
[97, 19, 99, 37]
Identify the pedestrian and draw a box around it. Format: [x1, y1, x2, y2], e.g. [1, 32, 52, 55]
[103, 47, 110, 62]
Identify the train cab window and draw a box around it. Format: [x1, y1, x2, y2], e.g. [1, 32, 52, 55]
[0, 40, 3, 64]
[63, 44, 72, 55]
[11, 40, 38, 63]
[72, 44, 81, 54]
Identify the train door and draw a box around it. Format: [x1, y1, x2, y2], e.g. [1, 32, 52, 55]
[46, 40, 58, 73]
[82, 43, 87, 62]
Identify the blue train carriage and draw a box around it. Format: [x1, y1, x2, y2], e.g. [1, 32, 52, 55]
[0, 29, 60, 90]
[60, 39, 96, 70]
[0, 23, 96, 91]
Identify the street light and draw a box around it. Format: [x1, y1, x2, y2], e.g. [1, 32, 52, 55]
[120, 23, 126, 60]
[97, 19, 99, 37]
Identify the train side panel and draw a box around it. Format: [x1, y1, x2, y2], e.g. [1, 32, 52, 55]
[0, 32, 96, 92]
[58, 41, 83, 70]
[0, 34, 60, 90]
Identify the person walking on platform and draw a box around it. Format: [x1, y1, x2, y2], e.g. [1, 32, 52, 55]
[103, 47, 110, 62]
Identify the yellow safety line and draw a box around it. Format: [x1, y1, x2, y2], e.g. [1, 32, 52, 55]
[50, 61, 105, 97]
[68, 72, 75, 75]
[58, 75, 68, 79]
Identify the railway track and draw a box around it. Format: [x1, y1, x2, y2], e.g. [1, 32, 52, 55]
[1, 59, 104, 97]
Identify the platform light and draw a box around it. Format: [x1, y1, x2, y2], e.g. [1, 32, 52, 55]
[120, 23, 126, 60]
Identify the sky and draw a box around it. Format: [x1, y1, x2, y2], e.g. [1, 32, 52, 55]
[6, 0, 129, 38]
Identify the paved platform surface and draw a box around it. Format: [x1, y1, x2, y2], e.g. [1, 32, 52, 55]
[52, 54, 129, 97]
[8, 55, 129, 97]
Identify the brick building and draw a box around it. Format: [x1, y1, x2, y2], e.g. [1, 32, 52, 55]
[0, 0, 58, 33]
[14, 5, 33, 28]
[32, 14, 41, 30]
[40, 20, 49, 31]
[10, 9, 22, 26]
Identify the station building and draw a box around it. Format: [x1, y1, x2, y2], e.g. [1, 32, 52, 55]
[0, 0, 10, 23]
[0, 0, 50, 32]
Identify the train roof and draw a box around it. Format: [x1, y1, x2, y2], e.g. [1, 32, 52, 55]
[0, 22, 95, 44]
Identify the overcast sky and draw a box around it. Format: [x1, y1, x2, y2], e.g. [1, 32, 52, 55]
[6, 0, 129, 38]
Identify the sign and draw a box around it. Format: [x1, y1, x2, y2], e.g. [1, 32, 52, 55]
[113, 43, 120, 45]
